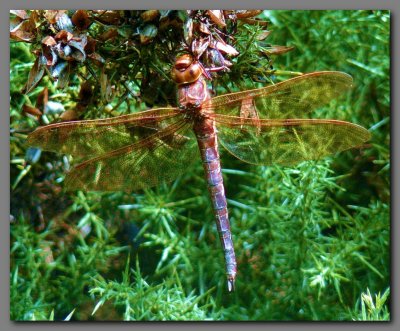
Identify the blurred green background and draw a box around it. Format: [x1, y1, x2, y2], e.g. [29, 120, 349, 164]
[10, 10, 390, 321]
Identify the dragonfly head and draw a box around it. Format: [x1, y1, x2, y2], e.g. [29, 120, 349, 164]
[171, 54, 203, 85]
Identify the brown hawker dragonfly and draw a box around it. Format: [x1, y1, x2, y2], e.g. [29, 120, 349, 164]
[27, 54, 371, 292]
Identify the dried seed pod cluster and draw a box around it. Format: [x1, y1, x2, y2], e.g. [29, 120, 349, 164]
[10, 10, 294, 122]
[11, 10, 104, 94]
[182, 10, 242, 77]
[177, 10, 293, 85]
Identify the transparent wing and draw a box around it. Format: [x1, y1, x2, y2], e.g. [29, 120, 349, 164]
[27, 108, 182, 160]
[215, 116, 370, 166]
[64, 120, 199, 191]
[208, 72, 353, 119]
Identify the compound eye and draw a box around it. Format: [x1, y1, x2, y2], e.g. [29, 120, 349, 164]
[171, 54, 202, 85]
[174, 54, 193, 70]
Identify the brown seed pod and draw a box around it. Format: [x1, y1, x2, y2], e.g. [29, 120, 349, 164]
[210, 40, 239, 57]
[191, 37, 210, 59]
[42, 36, 57, 47]
[10, 17, 36, 42]
[236, 10, 263, 19]
[207, 10, 226, 28]
[91, 10, 122, 25]
[85, 37, 96, 54]
[71, 10, 91, 30]
[23, 104, 42, 118]
[36, 87, 48, 111]
[140, 10, 160, 22]
[10, 10, 28, 20]
[54, 30, 73, 43]
[43, 10, 67, 24]
[198, 21, 211, 35]
[257, 30, 272, 41]
[240, 18, 269, 27]
[261, 45, 295, 56]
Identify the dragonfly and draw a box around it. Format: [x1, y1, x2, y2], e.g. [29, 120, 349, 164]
[27, 54, 371, 292]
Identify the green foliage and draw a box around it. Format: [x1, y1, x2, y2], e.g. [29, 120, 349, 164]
[10, 10, 389, 321]
[89, 257, 217, 320]
[351, 288, 390, 321]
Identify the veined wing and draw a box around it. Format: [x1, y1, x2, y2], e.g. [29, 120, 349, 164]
[215, 115, 371, 166]
[27, 108, 182, 160]
[208, 72, 353, 119]
[64, 120, 199, 191]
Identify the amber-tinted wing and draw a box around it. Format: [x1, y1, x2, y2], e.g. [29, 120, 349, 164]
[208, 72, 370, 165]
[214, 116, 370, 166]
[208, 71, 353, 119]
[64, 121, 199, 191]
[27, 108, 182, 159]
[27, 108, 200, 191]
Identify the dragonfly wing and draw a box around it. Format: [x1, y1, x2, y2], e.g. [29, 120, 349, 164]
[215, 115, 371, 166]
[64, 120, 199, 191]
[27, 108, 182, 160]
[209, 72, 353, 119]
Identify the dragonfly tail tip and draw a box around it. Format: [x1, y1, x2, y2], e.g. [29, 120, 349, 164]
[227, 278, 235, 292]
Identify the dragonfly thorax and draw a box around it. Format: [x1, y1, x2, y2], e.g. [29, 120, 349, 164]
[177, 76, 211, 111]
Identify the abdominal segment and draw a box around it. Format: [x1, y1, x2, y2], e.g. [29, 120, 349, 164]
[194, 118, 237, 291]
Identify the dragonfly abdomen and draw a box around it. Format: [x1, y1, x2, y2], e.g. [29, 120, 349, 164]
[194, 118, 237, 292]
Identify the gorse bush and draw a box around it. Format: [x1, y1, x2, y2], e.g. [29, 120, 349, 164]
[10, 10, 389, 321]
